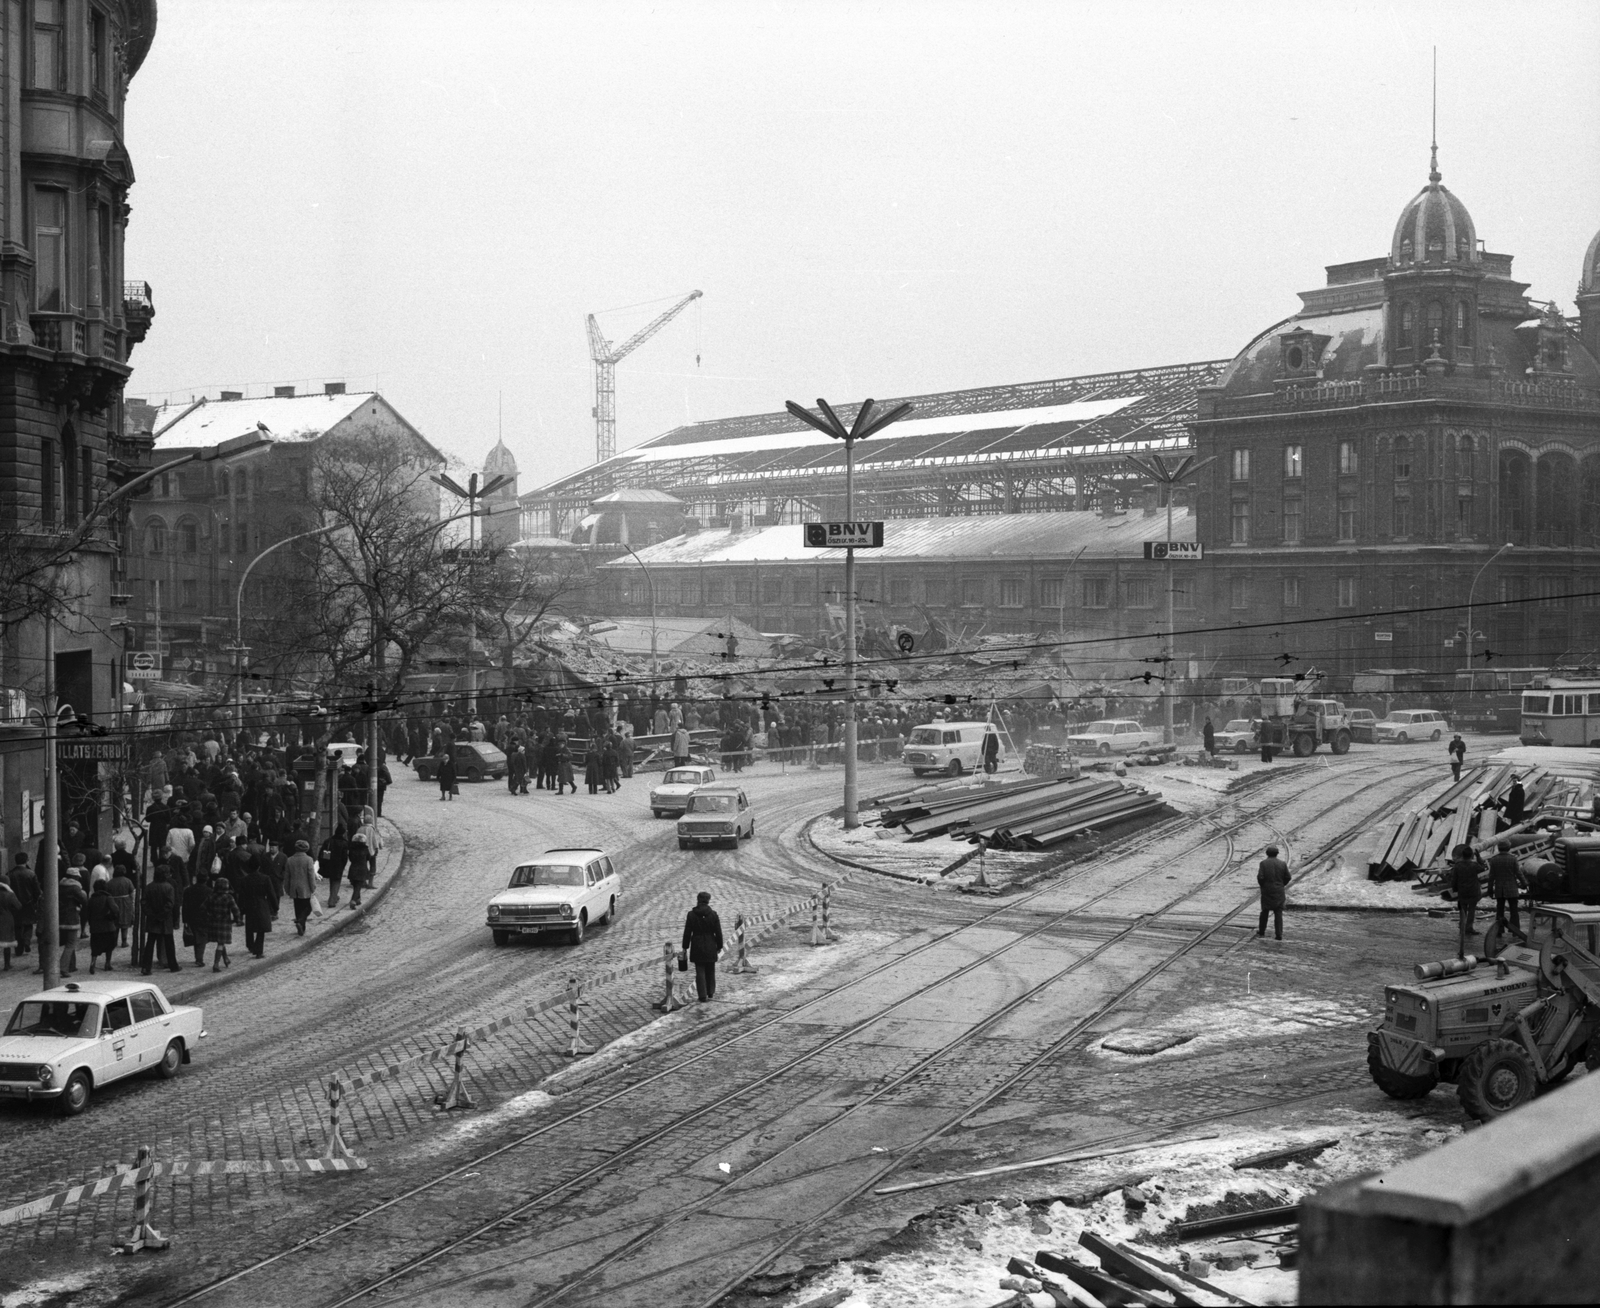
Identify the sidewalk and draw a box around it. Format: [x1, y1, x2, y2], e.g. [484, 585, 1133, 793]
[0, 819, 406, 1012]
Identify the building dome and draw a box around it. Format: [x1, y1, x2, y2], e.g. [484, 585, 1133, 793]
[1581, 226, 1600, 295]
[484, 437, 518, 478]
[1389, 149, 1479, 267]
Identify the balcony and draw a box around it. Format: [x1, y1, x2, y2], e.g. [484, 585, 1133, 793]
[124, 281, 155, 346]
[25, 311, 132, 411]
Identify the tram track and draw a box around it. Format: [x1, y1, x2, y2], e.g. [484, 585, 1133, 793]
[165, 757, 1437, 1307]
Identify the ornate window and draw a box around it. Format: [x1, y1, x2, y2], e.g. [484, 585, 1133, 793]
[1283, 445, 1302, 479]
[1393, 436, 1411, 480]
[1456, 301, 1471, 345]
[1338, 442, 1358, 476]
[31, 0, 63, 91]
[178, 519, 198, 554]
[146, 518, 167, 556]
[33, 189, 66, 312]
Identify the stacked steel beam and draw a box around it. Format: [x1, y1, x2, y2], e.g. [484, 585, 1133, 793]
[875, 775, 1164, 849]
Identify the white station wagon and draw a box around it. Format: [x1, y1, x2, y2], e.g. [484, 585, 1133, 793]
[0, 980, 205, 1116]
[1067, 719, 1162, 755]
[487, 847, 620, 946]
[650, 765, 717, 817]
[1374, 709, 1450, 743]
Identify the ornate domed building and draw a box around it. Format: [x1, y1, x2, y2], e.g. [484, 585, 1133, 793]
[1192, 149, 1600, 676]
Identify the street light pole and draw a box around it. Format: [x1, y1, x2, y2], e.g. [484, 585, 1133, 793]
[429, 470, 514, 719]
[619, 543, 658, 686]
[784, 397, 913, 830]
[1465, 543, 1514, 687]
[233, 524, 341, 732]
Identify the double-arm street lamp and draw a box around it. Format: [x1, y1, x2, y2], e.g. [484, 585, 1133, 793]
[618, 543, 659, 686]
[784, 396, 913, 830]
[33, 430, 268, 990]
[429, 471, 513, 716]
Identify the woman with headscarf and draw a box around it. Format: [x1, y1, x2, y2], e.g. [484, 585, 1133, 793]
[437, 748, 457, 801]
[206, 872, 241, 971]
[86, 879, 121, 973]
[181, 865, 211, 966]
[346, 832, 372, 908]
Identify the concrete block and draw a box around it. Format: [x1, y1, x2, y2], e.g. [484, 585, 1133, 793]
[1301, 1072, 1600, 1304]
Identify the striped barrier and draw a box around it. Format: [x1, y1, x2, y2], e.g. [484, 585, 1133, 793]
[820, 883, 840, 943]
[563, 978, 595, 1057]
[322, 1077, 359, 1162]
[432, 1030, 475, 1111]
[729, 914, 757, 974]
[116, 1146, 167, 1255]
[0, 1147, 366, 1235]
[651, 941, 684, 1013]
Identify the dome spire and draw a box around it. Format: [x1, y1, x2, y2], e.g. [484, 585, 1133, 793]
[1428, 47, 1441, 184]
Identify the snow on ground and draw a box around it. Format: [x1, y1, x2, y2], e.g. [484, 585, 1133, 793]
[1291, 847, 1439, 911]
[1, 1274, 107, 1308]
[777, 1113, 1464, 1308]
[1090, 993, 1377, 1063]
[810, 814, 1043, 882]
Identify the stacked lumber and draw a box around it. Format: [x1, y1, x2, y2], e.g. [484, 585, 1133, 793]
[876, 774, 1164, 849]
[1367, 762, 1581, 882]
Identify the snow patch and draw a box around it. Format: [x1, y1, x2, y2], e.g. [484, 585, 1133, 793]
[2, 1274, 103, 1308]
[1091, 994, 1375, 1062]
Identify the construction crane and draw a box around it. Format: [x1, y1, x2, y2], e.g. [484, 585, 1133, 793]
[586, 289, 702, 464]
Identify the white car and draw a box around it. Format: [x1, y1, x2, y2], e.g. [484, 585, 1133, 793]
[1374, 709, 1450, 743]
[1067, 719, 1162, 755]
[487, 847, 620, 946]
[677, 786, 755, 850]
[650, 765, 718, 817]
[0, 980, 205, 1116]
[1213, 718, 1257, 752]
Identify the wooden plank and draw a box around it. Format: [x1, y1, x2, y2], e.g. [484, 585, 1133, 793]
[1173, 1202, 1301, 1239]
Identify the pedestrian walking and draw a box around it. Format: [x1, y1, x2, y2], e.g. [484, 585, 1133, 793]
[584, 739, 603, 795]
[681, 890, 724, 1002]
[11, 852, 38, 958]
[108, 862, 135, 948]
[1202, 717, 1216, 758]
[508, 744, 528, 795]
[1488, 840, 1526, 941]
[556, 733, 576, 795]
[240, 861, 274, 958]
[1255, 845, 1291, 941]
[320, 826, 349, 908]
[284, 839, 318, 935]
[86, 880, 120, 973]
[56, 869, 87, 976]
[437, 749, 457, 801]
[1448, 842, 1483, 958]
[182, 875, 211, 967]
[1447, 733, 1466, 782]
[602, 734, 621, 794]
[139, 868, 181, 974]
[0, 872, 20, 971]
[981, 728, 1000, 775]
[1505, 775, 1526, 826]
[672, 724, 691, 767]
[346, 833, 372, 908]
[206, 873, 242, 972]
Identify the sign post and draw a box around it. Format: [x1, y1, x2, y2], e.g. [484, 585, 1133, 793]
[786, 398, 913, 830]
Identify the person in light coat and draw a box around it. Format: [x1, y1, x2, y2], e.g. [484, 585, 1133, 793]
[284, 840, 318, 936]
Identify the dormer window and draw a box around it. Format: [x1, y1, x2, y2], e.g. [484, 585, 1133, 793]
[1427, 236, 1444, 259]
[1400, 238, 1414, 261]
[1457, 237, 1470, 260]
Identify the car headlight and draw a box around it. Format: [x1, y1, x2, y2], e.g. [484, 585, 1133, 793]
[560, 904, 574, 917]
[488, 904, 501, 919]
[37, 1065, 53, 1086]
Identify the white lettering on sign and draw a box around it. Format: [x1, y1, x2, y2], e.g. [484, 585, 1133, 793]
[1143, 541, 1204, 561]
[803, 522, 884, 548]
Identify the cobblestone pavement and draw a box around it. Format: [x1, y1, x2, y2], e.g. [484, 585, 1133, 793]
[0, 746, 1458, 1307]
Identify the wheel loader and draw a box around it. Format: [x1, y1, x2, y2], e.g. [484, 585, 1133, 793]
[1367, 904, 1600, 1120]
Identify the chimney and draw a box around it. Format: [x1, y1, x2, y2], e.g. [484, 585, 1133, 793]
[682, 517, 701, 536]
[274, 385, 296, 398]
[219, 390, 243, 402]
[324, 382, 346, 395]
[728, 511, 744, 534]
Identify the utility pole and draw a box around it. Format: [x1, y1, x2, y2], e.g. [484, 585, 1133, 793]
[785, 396, 913, 829]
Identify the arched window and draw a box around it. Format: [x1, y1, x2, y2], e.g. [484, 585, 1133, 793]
[1400, 238, 1414, 261]
[1393, 435, 1412, 480]
[178, 518, 198, 554]
[218, 468, 230, 497]
[1459, 434, 1475, 481]
[1456, 302, 1471, 346]
[146, 517, 167, 555]
[1400, 302, 1415, 343]
[1427, 302, 1444, 351]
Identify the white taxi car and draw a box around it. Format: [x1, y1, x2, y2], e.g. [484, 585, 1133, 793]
[677, 785, 755, 850]
[1374, 709, 1450, 743]
[0, 980, 205, 1116]
[1213, 718, 1257, 752]
[487, 847, 619, 946]
[1067, 719, 1162, 755]
[650, 764, 717, 817]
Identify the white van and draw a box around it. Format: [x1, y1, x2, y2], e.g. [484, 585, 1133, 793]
[903, 721, 1002, 776]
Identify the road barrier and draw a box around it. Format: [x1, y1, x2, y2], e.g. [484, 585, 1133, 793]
[432, 1030, 475, 1111]
[651, 941, 685, 1013]
[729, 914, 757, 974]
[117, 1146, 168, 1255]
[322, 1077, 359, 1162]
[563, 978, 595, 1057]
[0, 1143, 365, 1236]
[820, 883, 839, 942]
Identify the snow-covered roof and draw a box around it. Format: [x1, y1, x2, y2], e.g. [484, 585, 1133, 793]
[151, 391, 378, 452]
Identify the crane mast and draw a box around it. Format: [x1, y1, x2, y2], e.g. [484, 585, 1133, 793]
[587, 289, 703, 464]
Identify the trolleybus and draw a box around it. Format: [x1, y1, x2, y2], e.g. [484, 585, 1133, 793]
[1519, 674, 1600, 747]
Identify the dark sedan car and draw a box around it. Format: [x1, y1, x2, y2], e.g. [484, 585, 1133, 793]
[414, 741, 508, 783]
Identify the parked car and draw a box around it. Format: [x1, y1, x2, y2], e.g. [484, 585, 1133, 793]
[325, 741, 363, 770]
[486, 848, 619, 946]
[1374, 709, 1450, 743]
[650, 765, 718, 817]
[902, 721, 1003, 776]
[677, 786, 755, 850]
[1346, 708, 1380, 743]
[1067, 719, 1162, 755]
[414, 741, 508, 782]
[1213, 718, 1256, 752]
[0, 980, 205, 1116]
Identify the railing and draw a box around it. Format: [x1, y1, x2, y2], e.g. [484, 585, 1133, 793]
[1230, 371, 1600, 416]
[123, 281, 153, 310]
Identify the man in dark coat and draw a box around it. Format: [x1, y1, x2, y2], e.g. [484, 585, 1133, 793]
[56, 869, 88, 976]
[182, 876, 212, 967]
[436, 750, 457, 801]
[1505, 776, 1526, 826]
[240, 861, 275, 958]
[1202, 718, 1216, 758]
[681, 890, 724, 1002]
[1447, 734, 1467, 782]
[1449, 843, 1483, 958]
[140, 867, 181, 974]
[1488, 840, 1526, 941]
[1255, 845, 1291, 941]
[320, 827, 350, 907]
[981, 728, 1000, 774]
[10, 852, 38, 956]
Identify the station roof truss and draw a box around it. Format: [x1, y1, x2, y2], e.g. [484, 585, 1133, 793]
[521, 359, 1228, 526]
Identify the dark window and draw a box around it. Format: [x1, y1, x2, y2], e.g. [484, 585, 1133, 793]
[40, 438, 57, 528]
[1338, 577, 1357, 608]
[90, 8, 107, 98]
[179, 520, 197, 554]
[732, 577, 752, 605]
[1338, 496, 1357, 541]
[1394, 436, 1411, 480]
[1427, 301, 1444, 351]
[33, 189, 66, 311]
[706, 576, 725, 606]
[1230, 499, 1250, 544]
[59, 432, 78, 527]
[1456, 301, 1471, 346]
[1230, 576, 1249, 610]
[923, 577, 945, 606]
[1124, 577, 1155, 608]
[128, 990, 161, 1023]
[998, 578, 1025, 608]
[1458, 492, 1473, 535]
[1281, 498, 1302, 545]
[1459, 434, 1475, 480]
[1393, 497, 1412, 538]
[1401, 302, 1415, 334]
[1083, 577, 1110, 608]
[960, 577, 984, 606]
[1282, 577, 1301, 608]
[181, 578, 197, 609]
[146, 519, 165, 555]
[100, 998, 133, 1033]
[31, 0, 63, 91]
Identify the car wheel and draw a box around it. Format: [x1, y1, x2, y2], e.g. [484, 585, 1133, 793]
[59, 1069, 91, 1117]
[1292, 733, 1314, 758]
[492, 929, 510, 946]
[569, 913, 586, 946]
[1458, 1038, 1538, 1121]
[1331, 731, 1351, 755]
[678, 839, 689, 851]
[1098, 742, 1112, 755]
[156, 1039, 184, 1080]
[1235, 741, 1249, 754]
[1431, 729, 1442, 741]
[946, 759, 963, 776]
[605, 895, 617, 924]
[466, 766, 483, 783]
[652, 809, 663, 818]
[1396, 731, 1409, 743]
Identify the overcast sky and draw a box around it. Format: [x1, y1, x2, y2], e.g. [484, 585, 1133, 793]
[123, 0, 1600, 489]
